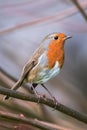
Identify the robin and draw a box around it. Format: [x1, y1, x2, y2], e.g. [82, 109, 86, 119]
[4, 33, 72, 102]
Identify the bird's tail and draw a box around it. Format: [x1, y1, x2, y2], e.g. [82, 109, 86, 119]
[3, 79, 23, 100]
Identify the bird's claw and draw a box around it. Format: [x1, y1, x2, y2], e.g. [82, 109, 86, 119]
[52, 96, 58, 110]
[31, 86, 41, 103]
[35, 93, 42, 103]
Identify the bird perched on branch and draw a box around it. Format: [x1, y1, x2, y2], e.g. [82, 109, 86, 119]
[4, 33, 72, 103]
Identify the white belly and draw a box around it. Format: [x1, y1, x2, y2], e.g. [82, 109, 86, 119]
[34, 61, 60, 84]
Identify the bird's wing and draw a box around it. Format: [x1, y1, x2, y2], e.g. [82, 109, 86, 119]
[3, 46, 45, 100]
[19, 46, 44, 82]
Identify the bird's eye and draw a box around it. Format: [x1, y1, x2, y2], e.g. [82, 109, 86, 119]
[54, 36, 58, 40]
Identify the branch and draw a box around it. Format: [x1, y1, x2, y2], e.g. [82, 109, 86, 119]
[0, 86, 87, 124]
[0, 122, 13, 130]
[71, 0, 87, 21]
[0, 111, 67, 130]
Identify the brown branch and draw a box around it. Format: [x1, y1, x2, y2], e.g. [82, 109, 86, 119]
[0, 111, 67, 130]
[0, 123, 13, 130]
[0, 86, 87, 124]
[71, 0, 87, 21]
[0, 68, 87, 124]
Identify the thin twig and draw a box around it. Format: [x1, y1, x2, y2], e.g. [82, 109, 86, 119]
[0, 86, 87, 124]
[0, 111, 67, 130]
[71, 0, 87, 20]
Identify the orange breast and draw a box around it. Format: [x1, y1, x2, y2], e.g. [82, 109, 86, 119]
[47, 40, 64, 68]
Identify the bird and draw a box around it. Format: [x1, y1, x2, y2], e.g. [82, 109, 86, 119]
[4, 32, 72, 102]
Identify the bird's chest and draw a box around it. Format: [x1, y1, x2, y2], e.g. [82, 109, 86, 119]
[28, 61, 60, 84]
[37, 61, 60, 83]
[47, 42, 64, 68]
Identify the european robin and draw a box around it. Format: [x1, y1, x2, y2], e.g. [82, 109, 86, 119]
[4, 33, 72, 101]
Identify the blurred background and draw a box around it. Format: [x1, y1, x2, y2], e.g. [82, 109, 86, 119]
[0, 0, 87, 130]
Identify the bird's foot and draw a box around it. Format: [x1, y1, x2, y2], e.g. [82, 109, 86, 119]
[41, 84, 58, 109]
[31, 86, 42, 103]
[52, 96, 58, 110]
[34, 92, 42, 103]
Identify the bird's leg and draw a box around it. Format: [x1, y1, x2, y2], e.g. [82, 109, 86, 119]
[41, 84, 58, 108]
[41, 84, 55, 100]
[31, 83, 38, 90]
[31, 83, 41, 103]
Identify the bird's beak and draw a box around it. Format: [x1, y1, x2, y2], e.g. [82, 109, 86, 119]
[65, 36, 72, 40]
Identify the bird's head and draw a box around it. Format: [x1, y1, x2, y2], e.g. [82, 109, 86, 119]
[41, 33, 72, 68]
[41, 33, 72, 50]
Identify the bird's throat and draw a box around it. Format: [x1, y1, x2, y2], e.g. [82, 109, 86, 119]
[47, 41, 64, 68]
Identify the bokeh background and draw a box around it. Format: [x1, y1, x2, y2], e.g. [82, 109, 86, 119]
[0, 0, 87, 130]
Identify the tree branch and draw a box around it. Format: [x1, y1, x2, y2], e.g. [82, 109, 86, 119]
[0, 111, 67, 130]
[0, 86, 87, 124]
[71, 0, 87, 21]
